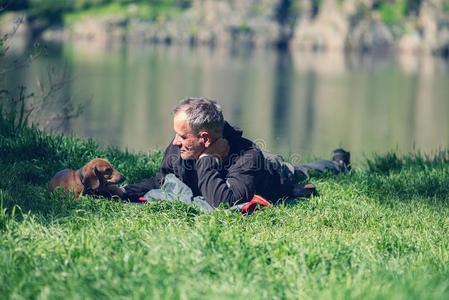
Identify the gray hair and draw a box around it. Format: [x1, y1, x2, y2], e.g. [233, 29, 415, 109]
[173, 97, 225, 136]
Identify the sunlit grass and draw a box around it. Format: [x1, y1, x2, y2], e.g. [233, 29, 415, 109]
[1, 119, 449, 299]
[64, 2, 185, 24]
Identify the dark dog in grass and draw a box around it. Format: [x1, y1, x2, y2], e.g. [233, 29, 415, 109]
[48, 158, 125, 198]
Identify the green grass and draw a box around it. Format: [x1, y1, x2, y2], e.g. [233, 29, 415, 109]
[377, 0, 407, 25]
[1, 117, 449, 299]
[444, 0, 449, 13]
[64, 2, 184, 25]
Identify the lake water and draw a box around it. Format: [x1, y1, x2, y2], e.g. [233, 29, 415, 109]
[4, 40, 449, 163]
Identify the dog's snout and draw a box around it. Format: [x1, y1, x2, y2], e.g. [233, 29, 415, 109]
[109, 172, 125, 184]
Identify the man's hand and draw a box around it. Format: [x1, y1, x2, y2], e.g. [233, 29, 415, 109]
[200, 138, 230, 160]
[101, 184, 126, 198]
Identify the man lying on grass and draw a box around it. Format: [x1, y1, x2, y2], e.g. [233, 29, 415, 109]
[113, 97, 350, 209]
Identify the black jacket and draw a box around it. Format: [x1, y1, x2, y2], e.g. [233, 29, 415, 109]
[124, 122, 288, 207]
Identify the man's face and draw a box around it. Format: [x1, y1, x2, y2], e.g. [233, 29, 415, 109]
[172, 111, 205, 160]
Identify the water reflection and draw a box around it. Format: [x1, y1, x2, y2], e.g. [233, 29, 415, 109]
[272, 50, 293, 151]
[3, 42, 449, 162]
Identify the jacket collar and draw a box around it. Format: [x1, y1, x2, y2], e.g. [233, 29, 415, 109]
[223, 121, 243, 142]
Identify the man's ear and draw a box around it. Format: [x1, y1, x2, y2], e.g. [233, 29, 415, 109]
[199, 131, 213, 147]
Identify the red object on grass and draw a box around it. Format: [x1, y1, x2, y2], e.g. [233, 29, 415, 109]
[138, 197, 147, 202]
[240, 194, 272, 214]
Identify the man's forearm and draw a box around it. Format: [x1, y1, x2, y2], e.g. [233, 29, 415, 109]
[196, 156, 245, 207]
[122, 175, 163, 200]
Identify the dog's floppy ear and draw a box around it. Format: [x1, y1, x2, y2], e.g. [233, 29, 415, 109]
[82, 163, 100, 190]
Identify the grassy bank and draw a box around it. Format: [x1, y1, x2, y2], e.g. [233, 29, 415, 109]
[63, 2, 186, 24]
[1, 118, 449, 299]
[0, 0, 191, 25]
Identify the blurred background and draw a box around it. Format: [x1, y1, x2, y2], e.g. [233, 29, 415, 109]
[1, 0, 449, 162]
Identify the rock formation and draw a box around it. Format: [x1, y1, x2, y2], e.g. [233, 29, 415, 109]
[1, 0, 449, 55]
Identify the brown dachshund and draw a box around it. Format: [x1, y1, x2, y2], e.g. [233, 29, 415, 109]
[48, 158, 125, 198]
